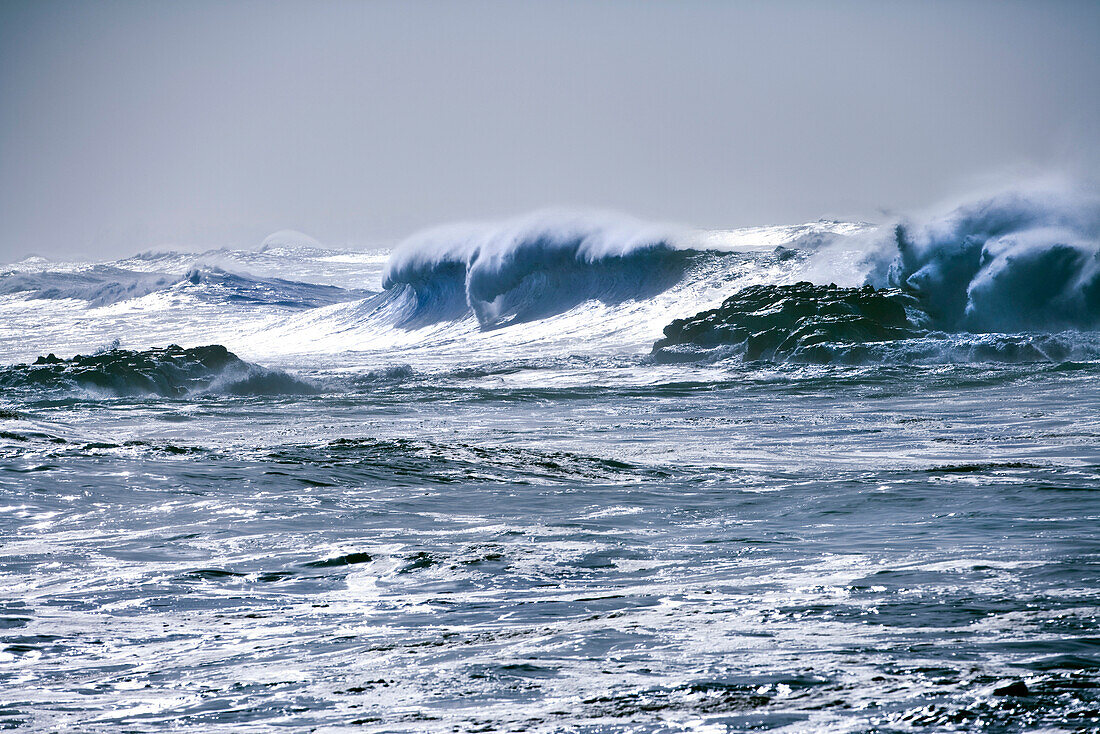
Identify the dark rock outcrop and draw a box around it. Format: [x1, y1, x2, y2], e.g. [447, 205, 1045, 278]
[653, 282, 926, 363]
[1, 344, 314, 397]
[992, 680, 1030, 697]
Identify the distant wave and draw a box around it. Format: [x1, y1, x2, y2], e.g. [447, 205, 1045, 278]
[181, 268, 372, 308]
[865, 183, 1100, 333]
[0, 264, 369, 309]
[0, 345, 315, 397]
[258, 229, 324, 251]
[381, 211, 695, 329]
[0, 266, 180, 307]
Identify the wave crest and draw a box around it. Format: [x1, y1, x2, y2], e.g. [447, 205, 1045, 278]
[867, 184, 1100, 332]
[382, 211, 692, 329]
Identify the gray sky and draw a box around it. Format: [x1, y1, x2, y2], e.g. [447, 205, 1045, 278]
[1, 0, 1098, 261]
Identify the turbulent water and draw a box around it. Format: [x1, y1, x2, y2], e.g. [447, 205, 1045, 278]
[1, 191, 1098, 733]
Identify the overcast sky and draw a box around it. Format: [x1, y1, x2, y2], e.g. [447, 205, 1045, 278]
[1, 0, 1098, 261]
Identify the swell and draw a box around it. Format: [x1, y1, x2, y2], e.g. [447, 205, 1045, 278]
[0, 264, 369, 309]
[181, 268, 373, 308]
[265, 437, 668, 485]
[0, 266, 181, 308]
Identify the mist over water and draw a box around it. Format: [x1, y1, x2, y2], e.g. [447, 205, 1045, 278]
[0, 182, 1098, 732]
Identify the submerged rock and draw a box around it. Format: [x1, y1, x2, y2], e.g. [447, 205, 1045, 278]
[0, 344, 315, 397]
[653, 282, 926, 363]
[993, 680, 1030, 697]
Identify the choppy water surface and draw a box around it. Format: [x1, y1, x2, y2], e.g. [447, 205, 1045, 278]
[2, 198, 1099, 732]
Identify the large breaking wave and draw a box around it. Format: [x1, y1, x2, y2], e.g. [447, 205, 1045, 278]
[381, 211, 694, 329]
[864, 183, 1100, 333]
[644, 183, 1100, 365]
[374, 187, 1100, 340]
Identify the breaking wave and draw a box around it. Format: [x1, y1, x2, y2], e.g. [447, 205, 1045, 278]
[0, 266, 181, 307]
[6, 185, 1100, 373]
[381, 211, 694, 329]
[372, 187, 1100, 347]
[181, 268, 372, 308]
[649, 183, 1100, 366]
[865, 183, 1100, 332]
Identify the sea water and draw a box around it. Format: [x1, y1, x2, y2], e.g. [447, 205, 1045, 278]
[1, 191, 1097, 732]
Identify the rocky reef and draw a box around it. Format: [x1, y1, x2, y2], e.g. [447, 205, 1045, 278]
[653, 282, 926, 363]
[0, 344, 314, 397]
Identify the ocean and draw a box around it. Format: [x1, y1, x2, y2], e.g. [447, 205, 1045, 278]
[1, 190, 1098, 732]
